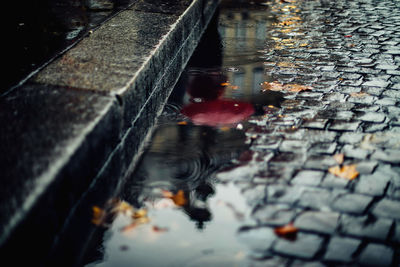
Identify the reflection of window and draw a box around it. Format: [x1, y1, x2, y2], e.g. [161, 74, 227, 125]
[256, 20, 266, 40]
[253, 67, 264, 93]
[233, 72, 245, 97]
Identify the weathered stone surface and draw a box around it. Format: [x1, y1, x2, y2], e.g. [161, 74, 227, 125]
[340, 215, 393, 241]
[252, 204, 297, 226]
[354, 173, 390, 196]
[291, 170, 324, 186]
[273, 233, 323, 259]
[358, 243, 394, 267]
[0, 84, 121, 245]
[237, 226, 276, 258]
[323, 237, 361, 263]
[294, 211, 340, 234]
[372, 199, 400, 220]
[331, 193, 373, 214]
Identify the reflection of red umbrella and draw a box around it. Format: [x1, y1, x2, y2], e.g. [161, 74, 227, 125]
[181, 99, 255, 127]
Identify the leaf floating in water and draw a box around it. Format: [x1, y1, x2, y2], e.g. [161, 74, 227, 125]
[261, 81, 312, 93]
[274, 223, 298, 240]
[162, 190, 187, 206]
[328, 164, 359, 180]
[91, 206, 106, 226]
[333, 153, 344, 165]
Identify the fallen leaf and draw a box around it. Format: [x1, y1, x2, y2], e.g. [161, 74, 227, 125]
[274, 223, 298, 240]
[333, 153, 344, 165]
[344, 35, 352, 38]
[328, 164, 359, 180]
[133, 209, 148, 219]
[177, 121, 188, 125]
[91, 206, 106, 226]
[262, 81, 312, 92]
[162, 189, 187, 206]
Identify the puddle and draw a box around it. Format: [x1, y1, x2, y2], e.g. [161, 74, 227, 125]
[80, 1, 295, 266]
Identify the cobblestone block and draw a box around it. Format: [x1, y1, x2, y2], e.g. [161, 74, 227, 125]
[340, 215, 393, 241]
[338, 132, 365, 144]
[308, 142, 337, 155]
[252, 204, 297, 226]
[328, 120, 361, 131]
[331, 193, 373, 214]
[304, 154, 337, 170]
[355, 161, 378, 174]
[371, 149, 400, 164]
[291, 170, 324, 186]
[301, 119, 328, 130]
[294, 211, 340, 234]
[266, 185, 304, 205]
[320, 173, 350, 189]
[341, 144, 370, 159]
[372, 199, 400, 220]
[382, 89, 400, 98]
[237, 226, 276, 258]
[273, 233, 324, 260]
[279, 140, 309, 153]
[357, 112, 387, 123]
[354, 173, 390, 196]
[358, 243, 394, 267]
[375, 97, 397, 106]
[297, 188, 335, 211]
[323, 236, 361, 263]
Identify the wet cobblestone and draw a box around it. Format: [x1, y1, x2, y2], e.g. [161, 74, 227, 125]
[212, 0, 400, 265]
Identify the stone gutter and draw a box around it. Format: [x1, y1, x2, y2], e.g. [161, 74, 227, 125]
[0, 0, 219, 264]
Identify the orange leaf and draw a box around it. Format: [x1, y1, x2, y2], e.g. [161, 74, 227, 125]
[177, 121, 188, 125]
[91, 206, 106, 226]
[261, 81, 312, 92]
[162, 190, 187, 206]
[333, 153, 344, 165]
[274, 223, 298, 240]
[328, 164, 359, 180]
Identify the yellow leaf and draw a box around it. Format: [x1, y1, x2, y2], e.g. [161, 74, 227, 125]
[91, 206, 105, 226]
[133, 209, 147, 219]
[328, 165, 359, 180]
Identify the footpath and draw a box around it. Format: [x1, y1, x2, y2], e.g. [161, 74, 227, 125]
[0, 0, 219, 265]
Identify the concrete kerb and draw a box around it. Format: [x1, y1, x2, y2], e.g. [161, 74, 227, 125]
[0, 0, 219, 263]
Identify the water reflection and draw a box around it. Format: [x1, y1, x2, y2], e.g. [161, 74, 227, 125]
[81, 1, 286, 266]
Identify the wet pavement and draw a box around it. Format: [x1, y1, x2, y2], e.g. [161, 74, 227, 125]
[81, 0, 400, 266]
[4, 0, 138, 94]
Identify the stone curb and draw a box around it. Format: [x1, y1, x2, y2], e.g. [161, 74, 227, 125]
[0, 0, 219, 264]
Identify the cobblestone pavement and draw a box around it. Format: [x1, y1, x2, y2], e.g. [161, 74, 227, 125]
[213, 0, 400, 266]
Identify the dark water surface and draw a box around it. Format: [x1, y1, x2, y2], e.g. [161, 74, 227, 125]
[81, 1, 286, 266]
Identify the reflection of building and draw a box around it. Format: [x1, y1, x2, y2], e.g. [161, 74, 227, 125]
[218, 1, 276, 98]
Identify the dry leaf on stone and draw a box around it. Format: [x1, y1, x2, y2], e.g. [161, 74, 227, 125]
[328, 164, 359, 180]
[274, 223, 298, 240]
[262, 81, 312, 92]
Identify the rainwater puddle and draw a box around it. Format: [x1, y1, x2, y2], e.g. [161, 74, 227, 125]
[81, 1, 294, 266]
